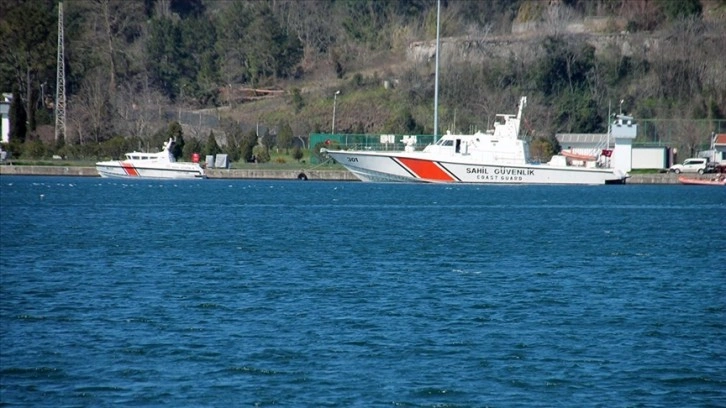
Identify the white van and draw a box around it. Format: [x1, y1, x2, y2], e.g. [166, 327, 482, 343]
[669, 158, 708, 174]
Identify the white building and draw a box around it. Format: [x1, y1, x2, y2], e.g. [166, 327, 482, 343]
[698, 133, 726, 164]
[610, 114, 637, 172]
[556, 114, 670, 170]
[0, 93, 11, 144]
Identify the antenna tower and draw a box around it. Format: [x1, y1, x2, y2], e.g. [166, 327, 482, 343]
[55, 2, 66, 142]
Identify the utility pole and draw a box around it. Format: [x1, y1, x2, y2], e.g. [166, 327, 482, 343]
[332, 90, 340, 134]
[55, 2, 66, 143]
[433, 0, 440, 142]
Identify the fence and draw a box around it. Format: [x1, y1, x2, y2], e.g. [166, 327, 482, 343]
[634, 119, 725, 150]
[311, 119, 726, 161]
[309, 133, 439, 163]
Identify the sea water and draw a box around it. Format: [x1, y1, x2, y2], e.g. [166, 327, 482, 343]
[1, 176, 724, 407]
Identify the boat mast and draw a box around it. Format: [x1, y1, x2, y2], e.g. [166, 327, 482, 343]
[433, 0, 440, 143]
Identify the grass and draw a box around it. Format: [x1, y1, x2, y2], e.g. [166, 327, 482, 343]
[7, 160, 97, 167]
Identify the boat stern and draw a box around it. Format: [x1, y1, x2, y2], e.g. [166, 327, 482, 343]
[605, 169, 629, 184]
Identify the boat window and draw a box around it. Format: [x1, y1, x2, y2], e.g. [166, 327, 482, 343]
[442, 140, 453, 146]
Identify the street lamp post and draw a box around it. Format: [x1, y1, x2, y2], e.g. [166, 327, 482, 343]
[332, 90, 340, 134]
[40, 82, 45, 109]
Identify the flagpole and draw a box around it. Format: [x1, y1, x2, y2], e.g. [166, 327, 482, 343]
[433, 0, 440, 143]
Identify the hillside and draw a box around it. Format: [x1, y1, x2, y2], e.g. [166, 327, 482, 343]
[219, 13, 725, 154]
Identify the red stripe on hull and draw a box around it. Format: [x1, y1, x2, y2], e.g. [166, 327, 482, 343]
[121, 162, 139, 176]
[397, 158, 455, 182]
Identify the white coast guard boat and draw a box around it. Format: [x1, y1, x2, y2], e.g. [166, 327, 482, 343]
[96, 138, 205, 179]
[323, 97, 629, 185]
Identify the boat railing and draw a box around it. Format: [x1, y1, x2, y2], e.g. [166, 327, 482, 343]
[311, 133, 436, 151]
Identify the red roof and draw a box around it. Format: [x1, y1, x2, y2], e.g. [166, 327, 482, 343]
[716, 134, 726, 146]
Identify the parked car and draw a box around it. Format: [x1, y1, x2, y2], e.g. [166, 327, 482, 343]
[669, 158, 708, 174]
[704, 161, 726, 173]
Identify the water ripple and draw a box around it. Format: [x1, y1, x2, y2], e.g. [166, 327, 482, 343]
[1, 177, 724, 406]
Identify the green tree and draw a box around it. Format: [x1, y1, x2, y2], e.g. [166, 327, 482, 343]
[555, 93, 602, 134]
[241, 129, 258, 162]
[341, 0, 394, 49]
[217, 2, 303, 85]
[204, 130, 222, 156]
[182, 137, 203, 162]
[0, 0, 57, 134]
[659, 0, 701, 21]
[146, 17, 185, 99]
[292, 145, 304, 162]
[529, 136, 555, 162]
[8, 87, 27, 143]
[166, 121, 184, 159]
[72, 0, 145, 96]
[220, 119, 256, 162]
[221, 128, 240, 162]
[23, 139, 47, 159]
[100, 135, 131, 160]
[384, 106, 422, 134]
[277, 121, 293, 153]
[179, 16, 219, 104]
[290, 87, 304, 113]
[252, 144, 270, 163]
[534, 36, 595, 97]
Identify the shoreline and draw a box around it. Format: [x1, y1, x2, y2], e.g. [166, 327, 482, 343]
[0, 165, 360, 181]
[0, 164, 697, 184]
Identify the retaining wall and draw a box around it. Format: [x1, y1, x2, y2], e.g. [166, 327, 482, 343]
[0, 165, 702, 184]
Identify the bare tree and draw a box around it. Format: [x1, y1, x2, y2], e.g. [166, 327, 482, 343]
[114, 78, 167, 144]
[273, 0, 334, 64]
[71, 69, 114, 143]
[670, 117, 711, 158]
[545, 1, 578, 37]
[73, 0, 144, 97]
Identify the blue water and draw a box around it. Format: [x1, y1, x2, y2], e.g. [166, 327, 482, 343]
[1, 176, 725, 407]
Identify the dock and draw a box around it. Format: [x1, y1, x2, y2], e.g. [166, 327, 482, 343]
[0, 165, 703, 184]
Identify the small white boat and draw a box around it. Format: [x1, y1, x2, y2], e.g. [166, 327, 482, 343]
[96, 138, 205, 179]
[323, 97, 629, 185]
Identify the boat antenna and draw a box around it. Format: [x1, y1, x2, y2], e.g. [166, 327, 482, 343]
[433, 0, 440, 143]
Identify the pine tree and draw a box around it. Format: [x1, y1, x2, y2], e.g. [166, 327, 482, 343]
[166, 121, 184, 159]
[204, 130, 221, 156]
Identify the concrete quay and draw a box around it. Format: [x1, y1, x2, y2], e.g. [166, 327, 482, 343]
[0, 165, 698, 184]
[204, 168, 360, 181]
[0, 165, 100, 177]
[0, 165, 358, 181]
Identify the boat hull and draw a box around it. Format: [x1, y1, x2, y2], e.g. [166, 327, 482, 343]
[96, 161, 205, 179]
[677, 176, 726, 186]
[325, 150, 627, 185]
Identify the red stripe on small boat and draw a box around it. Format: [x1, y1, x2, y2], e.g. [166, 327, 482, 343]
[396, 158, 455, 182]
[121, 162, 139, 176]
